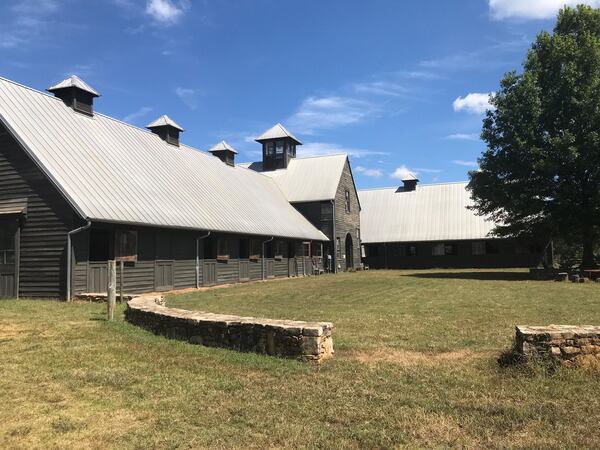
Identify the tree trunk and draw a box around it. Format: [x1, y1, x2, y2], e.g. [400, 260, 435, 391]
[582, 227, 596, 269]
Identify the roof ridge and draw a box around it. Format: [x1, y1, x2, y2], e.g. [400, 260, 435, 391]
[294, 153, 348, 160]
[358, 181, 469, 192]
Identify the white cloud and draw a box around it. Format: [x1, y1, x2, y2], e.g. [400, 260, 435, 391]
[355, 166, 383, 178]
[453, 93, 494, 115]
[288, 96, 376, 134]
[390, 165, 418, 180]
[489, 0, 600, 20]
[146, 0, 188, 24]
[414, 167, 443, 174]
[353, 81, 410, 97]
[299, 142, 387, 159]
[174, 86, 202, 109]
[446, 133, 480, 141]
[123, 106, 153, 123]
[452, 160, 479, 167]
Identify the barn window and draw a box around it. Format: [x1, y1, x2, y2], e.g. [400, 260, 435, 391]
[445, 243, 457, 255]
[217, 238, 230, 260]
[275, 241, 285, 259]
[407, 245, 417, 257]
[301, 242, 311, 257]
[432, 243, 445, 256]
[115, 230, 138, 262]
[249, 239, 261, 260]
[486, 241, 500, 254]
[204, 237, 216, 259]
[266, 142, 275, 156]
[275, 140, 284, 158]
[239, 238, 249, 259]
[313, 243, 323, 257]
[472, 241, 486, 255]
[89, 229, 111, 262]
[0, 227, 15, 264]
[344, 190, 351, 213]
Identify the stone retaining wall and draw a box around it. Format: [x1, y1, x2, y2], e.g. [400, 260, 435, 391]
[516, 325, 600, 367]
[125, 294, 334, 362]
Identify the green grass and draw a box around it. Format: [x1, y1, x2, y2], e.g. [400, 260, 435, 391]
[1, 269, 600, 449]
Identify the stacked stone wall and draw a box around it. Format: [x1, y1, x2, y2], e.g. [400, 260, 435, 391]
[125, 294, 334, 362]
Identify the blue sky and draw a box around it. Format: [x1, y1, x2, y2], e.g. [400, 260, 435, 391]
[0, 0, 593, 189]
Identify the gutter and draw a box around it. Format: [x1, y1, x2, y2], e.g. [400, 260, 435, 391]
[262, 236, 274, 280]
[195, 231, 211, 288]
[67, 220, 91, 301]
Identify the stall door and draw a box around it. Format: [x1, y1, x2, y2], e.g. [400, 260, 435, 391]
[203, 261, 217, 286]
[0, 219, 18, 298]
[155, 261, 174, 291]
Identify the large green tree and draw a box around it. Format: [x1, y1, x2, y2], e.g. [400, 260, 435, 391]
[469, 5, 600, 268]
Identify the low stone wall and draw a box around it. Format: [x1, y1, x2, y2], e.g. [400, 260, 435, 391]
[125, 294, 334, 362]
[516, 325, 600, 367]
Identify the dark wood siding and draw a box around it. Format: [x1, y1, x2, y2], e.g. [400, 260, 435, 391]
[363, 239, 547, 269]
[0, 124, 79, 298]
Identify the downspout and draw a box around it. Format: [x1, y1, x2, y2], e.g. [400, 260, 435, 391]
[331, 199, 337, 273]
[262, 236, 274, 280]
[196, 231, 211, 288]
[67, 220, 91, 302]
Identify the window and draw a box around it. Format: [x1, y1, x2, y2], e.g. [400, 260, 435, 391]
[302, 242, 311, 257]
[239, 238, 250, 259]
[390, 244, 402, 256]
[445, 244, 457, 256]
[472, 241, 486, 256]
[320, 202, 333, 220]
[432, 243, 445, 256]
[313, 243, 323, 257]
[344, 189, 351, 213]
[217, 238, 230, 260]
[204, 237, 216, 259]
[89, 229, 111, 261]
[249, 239, 261, 260]
[406, 245, 417, 257]
[265, 142, 274, 156]
[275, 140, 284, 158]
[336, 237, 341, 259]
[275, 240, 285, 259]
[289, 144, 296, 157]
[486, 241, 500, 254]
[0, 225, 15, 265]
[115, 230, 138, 262]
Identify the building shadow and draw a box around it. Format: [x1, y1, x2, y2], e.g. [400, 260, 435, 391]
[402, 271, 532, 281]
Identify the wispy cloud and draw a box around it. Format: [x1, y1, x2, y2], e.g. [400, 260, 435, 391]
[123, 106, 153, 123]
[288, 96, 377, 134]
[489, 0, 600, 20]
[446, 133, 480, 141]
[452, 160, 479, 167]
[145, 0, 189, 24]
[174, 86, 202, 109]
[390, 165, 418, 180]
[352, 81, 410, 97]
[299, 142, 387, 158]
[453, 93, 494, 115]
[355, 166, 383, 178]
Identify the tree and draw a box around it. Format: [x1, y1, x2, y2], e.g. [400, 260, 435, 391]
[469, 5, 600, 268]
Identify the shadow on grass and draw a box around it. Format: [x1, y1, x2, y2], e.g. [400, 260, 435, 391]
[403, 271, 532, 282]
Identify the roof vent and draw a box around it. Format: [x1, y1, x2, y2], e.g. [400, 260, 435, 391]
[209, 140, 238, 166]
[255, 123, 302, 170]
[398, 173, 419, 192]
[146, 115, 184, 147]
[47, 75, 100, 116]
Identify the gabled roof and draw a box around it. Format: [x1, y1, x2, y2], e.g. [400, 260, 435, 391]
[241, 154, 348, 203]
[47, 75, 100, 97]
[402, 172, 418, 181]
[255, 123, 302, 145]
[209, 140, 238, 154]
[146, 114, 184, 131]
[0, 77, 327, 241]
[358, 182, 495, 243]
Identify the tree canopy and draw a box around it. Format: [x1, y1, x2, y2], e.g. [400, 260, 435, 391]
[469, 5, 600, 267]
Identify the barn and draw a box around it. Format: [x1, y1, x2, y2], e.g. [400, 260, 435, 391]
[0, 75, 331, 299]
[359, 175, 551, 269]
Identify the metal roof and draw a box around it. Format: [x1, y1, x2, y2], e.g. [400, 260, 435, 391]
[0, 77, 327, 241]
[146, 114, 184, 131]
[402, 172, 418, 181]
[241, 154, 348, 202]
[47, 75, 100, 97]
[209, 140, 238, 154]
[358, 182, 496, 243]
[255, 123, 302, 144]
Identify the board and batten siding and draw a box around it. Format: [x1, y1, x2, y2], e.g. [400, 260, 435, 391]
[0, 123, 79, 298]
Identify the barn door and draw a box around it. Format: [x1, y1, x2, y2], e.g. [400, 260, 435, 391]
[0, 218, 18, 298]
[203, 261, 217, 286]
[155, 261, 174, 291]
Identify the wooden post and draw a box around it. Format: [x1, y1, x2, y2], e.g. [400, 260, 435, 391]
[107, 260, 116, 321]
[119, 261, 124, 302]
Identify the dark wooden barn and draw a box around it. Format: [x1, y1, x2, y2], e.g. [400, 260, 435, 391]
[0, 76, 329, 299]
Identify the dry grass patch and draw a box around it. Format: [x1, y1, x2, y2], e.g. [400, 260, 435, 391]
[349, 348, 492, 367]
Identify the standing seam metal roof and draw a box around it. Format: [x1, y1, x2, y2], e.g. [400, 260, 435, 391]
[358, 182, 496, 243]
[0, 77, 327, 241]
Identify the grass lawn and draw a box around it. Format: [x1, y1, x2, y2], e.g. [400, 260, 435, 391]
[2, 269, 600, 448]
